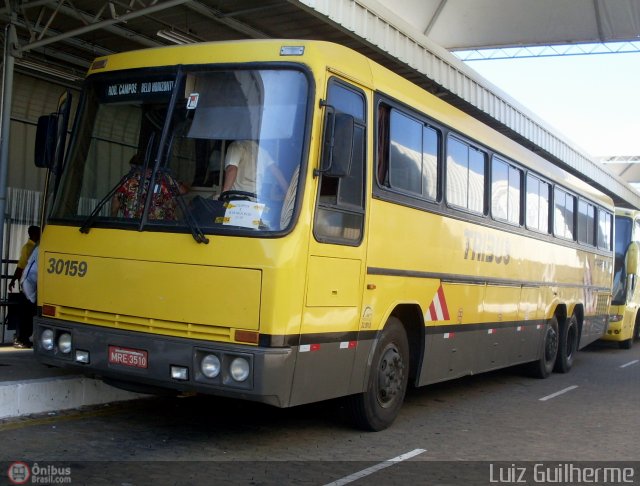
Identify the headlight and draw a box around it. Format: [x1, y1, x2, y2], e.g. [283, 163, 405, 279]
[41, 329, 55, 351]
[58, 333, 72, 354]
[201, 354, 221, 378]
[229, 357, 250, 382]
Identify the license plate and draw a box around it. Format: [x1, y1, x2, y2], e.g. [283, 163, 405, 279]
[108, 345, 148, 369]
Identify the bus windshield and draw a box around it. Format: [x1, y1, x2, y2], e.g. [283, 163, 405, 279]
[51, 67, 309, 235]
[612, 215, 632, 305]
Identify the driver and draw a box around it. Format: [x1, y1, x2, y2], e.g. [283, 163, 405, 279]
[222, 140, 287, 196]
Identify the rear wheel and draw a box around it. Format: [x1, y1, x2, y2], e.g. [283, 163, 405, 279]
[346, 317, 409, 431]
[526, 317, 559, 379]
[554, 314, 578, 373]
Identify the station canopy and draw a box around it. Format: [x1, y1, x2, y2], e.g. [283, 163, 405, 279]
[1, 0, 640, 206]
[390, 0, 640, 51]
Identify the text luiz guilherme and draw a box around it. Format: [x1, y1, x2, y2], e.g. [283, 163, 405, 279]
[489, 463, 635, 484]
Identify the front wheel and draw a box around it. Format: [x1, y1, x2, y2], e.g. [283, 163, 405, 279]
[554, 315, 578, 373]
[346, 317, 409, 431]
[525, 317, 559, 379]
[619, 337, 633, 350]
[619, 316, 640, 349]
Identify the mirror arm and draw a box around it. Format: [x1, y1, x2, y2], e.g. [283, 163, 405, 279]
[314, 99, 336, 177]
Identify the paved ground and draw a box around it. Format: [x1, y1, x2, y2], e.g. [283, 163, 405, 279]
[0, 340, 638, 484]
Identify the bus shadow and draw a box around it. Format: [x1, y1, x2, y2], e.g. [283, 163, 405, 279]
[580, 339, 627, 353]
[102, 365, 539, 434]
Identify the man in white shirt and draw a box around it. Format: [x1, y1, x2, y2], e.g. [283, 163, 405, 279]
[222, 140, 260, 194]
[222, 140, 287, 195]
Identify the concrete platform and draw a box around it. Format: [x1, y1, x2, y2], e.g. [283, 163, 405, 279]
[0, 346, 145, 420]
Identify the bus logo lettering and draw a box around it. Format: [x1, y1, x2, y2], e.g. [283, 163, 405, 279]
[464, 229, 511, 265]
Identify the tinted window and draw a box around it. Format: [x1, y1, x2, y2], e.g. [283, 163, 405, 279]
[447, 136, 485, 214]
[597, 210, 612, 251]
[378, 106, 439, 201]
[554, 187, 575, 240]
[389, 110, 422, 195]
[577, 199, 595, 246]
[492, 156, 521, 225]
[526, 174, 550, 233]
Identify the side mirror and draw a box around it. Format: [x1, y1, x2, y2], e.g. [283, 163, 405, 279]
[34, 115, 57, 169]
[317, 110, 354, 178]
[34, 90, 72, 171]
[625, 241, 639, 275]
[37, 91, 73, 227]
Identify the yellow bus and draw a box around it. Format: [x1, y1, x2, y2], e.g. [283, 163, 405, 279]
[604, 208, 640, 348]
[33, 40, 613, 430]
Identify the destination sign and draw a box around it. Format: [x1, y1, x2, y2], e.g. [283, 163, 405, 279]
[100, 78, 176, 102]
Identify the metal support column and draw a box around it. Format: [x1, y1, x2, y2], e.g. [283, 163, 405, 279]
[0, 21, 17, 289]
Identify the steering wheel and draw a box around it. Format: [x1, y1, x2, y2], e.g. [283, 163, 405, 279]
[218, 190, 257, 202]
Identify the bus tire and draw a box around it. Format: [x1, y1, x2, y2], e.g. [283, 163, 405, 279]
[619, 338, 633, 349]
[526, 317, 559, 379]
[346, 317, 409, 431]
[554, 314, 578, 373]
[619, 316, 640, 349]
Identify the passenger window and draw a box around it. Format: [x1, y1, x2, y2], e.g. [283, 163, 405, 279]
[389, 110, 422, 195]
[554, 187, 575, 240]
[577, 199, 595, 246]
[491, 156, 521, 225]
[597, 210, 612, 251]
[379, 108, 439, 200]
[526, 174, 550, 233]
[447, 136, 485, 214]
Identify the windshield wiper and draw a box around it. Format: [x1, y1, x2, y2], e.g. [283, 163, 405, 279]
[165, 174, 209, 244]
[136, 69, 208, 244]
[79, 168, 136, 234]
[80, 166, 208, 244]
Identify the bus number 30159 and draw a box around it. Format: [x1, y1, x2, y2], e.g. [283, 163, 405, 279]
[47, 258, 88, 277]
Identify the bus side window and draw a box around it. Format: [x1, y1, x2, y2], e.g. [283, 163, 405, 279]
[446, 136, 486, 214]
[577, 199, 596, 246]
[554, 187, 575, 240]
[526, 173, 550, 233]
[597, 209, 612, 251]
[314, 80, 366, 245]
[491, 155, 522, 225]
[376, 103, 439, 202]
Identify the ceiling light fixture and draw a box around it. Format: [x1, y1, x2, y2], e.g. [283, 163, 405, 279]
[15, 59, 82, 82]
[156, 29, 199, 45]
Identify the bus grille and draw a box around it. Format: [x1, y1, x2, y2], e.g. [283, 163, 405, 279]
[54, 306, 233, 342]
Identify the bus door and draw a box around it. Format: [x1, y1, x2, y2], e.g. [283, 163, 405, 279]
[290, 77, 368, 405]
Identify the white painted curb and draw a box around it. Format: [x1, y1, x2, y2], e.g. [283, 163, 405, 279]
[0, 375, 145, 419]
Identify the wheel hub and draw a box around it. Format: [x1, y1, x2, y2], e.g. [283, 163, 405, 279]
[377, 345, 405, 407]
[545, 327, 558, 362]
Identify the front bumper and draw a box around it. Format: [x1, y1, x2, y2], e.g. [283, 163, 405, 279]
[33, 317, 295, 407]
[601, 315, 631, 342]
